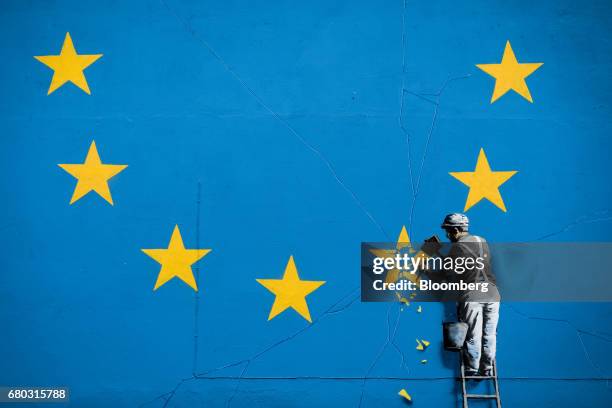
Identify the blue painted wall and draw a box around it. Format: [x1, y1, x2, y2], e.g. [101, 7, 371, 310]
[0, 0, 611, 406]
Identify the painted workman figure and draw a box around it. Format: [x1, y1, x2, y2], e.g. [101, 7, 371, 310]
[441, 213, 501, 377]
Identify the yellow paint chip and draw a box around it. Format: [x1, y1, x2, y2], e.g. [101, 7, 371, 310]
[421, 339, 430, 347]
[415, 339, 424, 351]
[398, 389, 412, 401]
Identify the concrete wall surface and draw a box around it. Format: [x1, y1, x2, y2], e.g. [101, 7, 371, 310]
[1, 0, 611, 406]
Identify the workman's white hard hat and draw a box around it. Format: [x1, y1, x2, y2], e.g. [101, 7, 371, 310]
[441, 213, 469, 229]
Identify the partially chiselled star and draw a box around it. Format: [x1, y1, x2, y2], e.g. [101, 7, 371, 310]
[58, 141, 127, 205]
[369, 226, 421, 302]
[476, 41, 543, 103]
[450, 148, 517, 212]
[256, 256, 325, 322]
[142, 225, 211, 291]
[34, 32, 102, 95]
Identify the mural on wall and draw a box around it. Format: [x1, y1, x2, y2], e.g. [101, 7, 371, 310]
[1, 0, 611, 407]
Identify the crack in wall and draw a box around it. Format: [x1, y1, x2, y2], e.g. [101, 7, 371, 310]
[192, 181, 202, 375]
[137, 1, 611, 407]
[144, 1, 401, 406]
[139, 288, 360, 407]
[398, 0, 415, 198]
[355, 2, 473, 404]
[397, 3, 472, 235]
[357, 303, 408, 407]
[506, 304, 612, 388]
[147, 0, 471, 405]
[202, 289, 361, 407]
[159, 0, 390, 241]
[402, 73, 471, 236]
[533, 210, 612, 241]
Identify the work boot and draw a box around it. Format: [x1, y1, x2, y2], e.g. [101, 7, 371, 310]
[464, 369, 479, 377]
[480, 368, 493, 377]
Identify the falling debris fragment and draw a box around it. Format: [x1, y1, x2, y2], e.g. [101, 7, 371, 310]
[398, 389, 412, 401]
[400, 297, 410, 305]
[410, 293, 417, 299]
[417, 305, 422, 313]
[416, 339, 430, 351]
[421, 359, 428, 364]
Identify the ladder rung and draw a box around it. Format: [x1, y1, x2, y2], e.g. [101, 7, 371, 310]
[463, 375, 495, 379]
[466, 394, 497, 399]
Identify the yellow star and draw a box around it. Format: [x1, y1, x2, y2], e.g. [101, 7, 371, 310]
[142, 225, 211, 291]
[34, 32, 102, 95]
[368, 226, 412, 258]
[369, 226, 421, 285]
[476, 41, 543, 103]
[58, 141, 127, 205]
[256, 256, 325, 322]
[450, 148, 517, 212]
